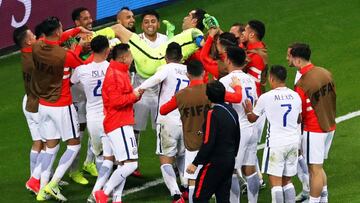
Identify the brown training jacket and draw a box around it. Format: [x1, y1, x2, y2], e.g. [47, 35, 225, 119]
[175, 84, 211, 151]
[297, 66, 336, 131]
[21, 51, 39, 113]
[30, 40, 66, 102]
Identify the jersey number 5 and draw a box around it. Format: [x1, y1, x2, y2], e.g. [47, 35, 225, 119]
[280, 104, 292, 127]
[245, 87, 254, 105]
[93, 80, 102, 97]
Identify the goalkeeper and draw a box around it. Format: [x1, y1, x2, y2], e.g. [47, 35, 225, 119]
[112, 9, 219, 78]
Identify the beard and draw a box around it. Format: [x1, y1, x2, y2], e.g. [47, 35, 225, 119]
[126, 26, 136, 32]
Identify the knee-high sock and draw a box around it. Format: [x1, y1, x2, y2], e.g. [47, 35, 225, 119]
[320, 185, 328, 203]
[84, 132, 95, 165]
[271, 186, 283, 203]
[113, 179, 126, 202]
[309, 196, 321, 203]
[236, 168, 247, 186]
[40, 145, 60, 188]
[188, 185, 195, 203]
[246, 172, 260, 203]
[32, 150, 45, 180]
[30, 150, 39, 175]
[283, 183, 295, 203]
[95, 155, 104, 172]
[51, 144, 81, 183]
[104, 162, 137, 195]
[92, 159, 114, 192]
[297, 155, 310, 193]
[176, 154, 187, 188]
[230, 174, 240, 203]
[160, 164, 181, 196]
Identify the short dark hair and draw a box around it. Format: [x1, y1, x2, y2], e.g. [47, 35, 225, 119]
[34, 22, 44, 39]
[219, 32, 239, 48]
[90, 35, 109, 53]
[141, 10, 160, 21]
[112, 43, 130, 60]
[270, 65, 287, 82]
[206, 80, 225, 103]
[42, 16, 61, 37]
[192, 8, 206, 31]
[226, 46, 246, 67]
[187, 60, 204, 77]
[13, 25, 29, 47]
[72, 7, 88, 22]
[166, 42, 182, 62]
[248, 20, 265, 40]
[121, 6, 130, 11]
[231, 22, 246, 33]
[289, 43, 311, 61]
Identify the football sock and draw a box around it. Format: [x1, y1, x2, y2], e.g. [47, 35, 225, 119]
[30, 150, 39, 175]
[95, 155, 104, 172]
[84, 134, 95, 165]
[188, 185, 195, 203]
[298, 155, 310, 193]
[113, 179, 126, 202]
[283, 183, 295, 203]
[32, 150, 45, 180]
[51, 144, 81, 183]
[104, 161, 137, 195]
[246, 172, 260, 203]
[271, 186, 283, 203]
[320, 185, 328, 203]
[40, 145, 60, 188]
[176, 154, 187, 188]
[230, 174, 240, 203]
[160, 164, 181, 196]
[92, 159, 114, 192]
[309, 196, 321, 203]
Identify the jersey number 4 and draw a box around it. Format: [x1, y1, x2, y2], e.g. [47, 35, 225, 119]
[280, 104, 292, 127]
[93, 80, 102, 97]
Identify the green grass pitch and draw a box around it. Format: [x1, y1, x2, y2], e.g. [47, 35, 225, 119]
[0, 0, 360, 202]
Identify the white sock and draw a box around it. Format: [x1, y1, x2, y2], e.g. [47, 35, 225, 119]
[92, 159, 114, 192]
[40, 145, 60, 188]
[32, 150, 45, 180]
[51, 144, 81, 183]
[113, 179, 126, 202]
[30, 150, 39, 175]
[246, 172, 260, 203]
[104, 162, 137, 195]
[84, 132, 95, 164]
[283, 183, 295, 203]
[95, 155, 104, 172]
[309, 196, 321, 203]
[188, 185, 195, 203]
[320, 185, 328, 203]
[271, 186, 283, 203]
[230, 174, 240, 203]
[176, 154, 187, 188]
[298, 155, 310, 193]
[160, 164, 181, 196]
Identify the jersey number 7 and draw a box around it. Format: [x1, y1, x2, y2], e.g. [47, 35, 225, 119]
[280, 104, 292, 127]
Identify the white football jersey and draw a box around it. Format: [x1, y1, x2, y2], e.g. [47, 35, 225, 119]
[253, 87, 302, 147]
[71, 61, 109, 121]
[137, 63, 188, 124]
[138, 32, 168, 48]
[220, 70, 258, 128]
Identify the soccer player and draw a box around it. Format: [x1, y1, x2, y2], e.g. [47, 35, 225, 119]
[116, 7, 136, 32]
[160, 60, 242, 203]
[136, 42, 188, 203]
[132, 10, 169, 177]
[186, 80, 240, 203]
[69, 35, 113, 202]
[288, 43, 336, 203]
[229, 23, 246, 47]
[30, 17, 84, 201]
[219, 46, 259, 203]
[13, 25, 44, 195]
[110, 9, 208, 79]
[94, 43, 143, 203]
[244, 65, 302, 203]
[287, 44, 310, 202]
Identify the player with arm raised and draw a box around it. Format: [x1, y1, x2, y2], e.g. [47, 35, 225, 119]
[244, 65, 302, 203]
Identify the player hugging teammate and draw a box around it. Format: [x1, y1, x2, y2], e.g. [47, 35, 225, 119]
[13, 4, 335, 203]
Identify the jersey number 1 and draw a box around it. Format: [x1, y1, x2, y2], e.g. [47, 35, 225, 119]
[280, 104, 292, 127]
[175, 78, 190, 94]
